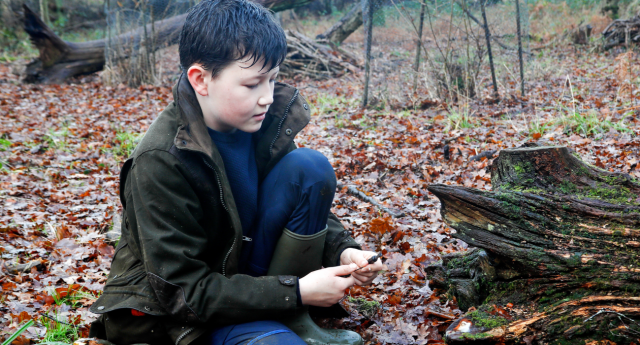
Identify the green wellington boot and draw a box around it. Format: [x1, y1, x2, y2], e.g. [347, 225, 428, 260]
[267, 228, 363, 345]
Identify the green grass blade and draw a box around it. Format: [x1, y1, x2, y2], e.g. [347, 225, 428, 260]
[2, 319, 34, 345]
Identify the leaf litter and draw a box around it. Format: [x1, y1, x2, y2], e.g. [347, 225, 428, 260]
[1, 44, 639, 344]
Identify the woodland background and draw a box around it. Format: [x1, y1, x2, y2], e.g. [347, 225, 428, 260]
[0, 0, 639, 343]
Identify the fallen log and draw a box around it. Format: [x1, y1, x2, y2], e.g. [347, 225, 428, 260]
[316, 2, 363, 45]
[602, 15, 640, 50]
[20, 0, 316, 84]
[426, 144, 640, 344]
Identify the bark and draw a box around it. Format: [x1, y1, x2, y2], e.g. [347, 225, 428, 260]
[361, 0, 373, 108]
[426, 144, 640, 344]
[316, 0, 385, 45]
[21, 0, 315, 84]
[514, 0, 525, 96]
[413, 0, 426, 91]
[480, 0, 498, 98]
[316, 3, 363, 44]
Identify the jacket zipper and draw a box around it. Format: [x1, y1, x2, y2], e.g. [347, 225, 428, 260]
[202, 158, 235, 276]
[175, 327, 194, 345]
[193, 89, 299, 277]
[202, 159, 229, 212]
[269, 89, 299, 157]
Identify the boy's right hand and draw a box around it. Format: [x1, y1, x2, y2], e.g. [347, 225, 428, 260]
[299, 263, 359, 307]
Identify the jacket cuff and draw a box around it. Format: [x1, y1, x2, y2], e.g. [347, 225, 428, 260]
[296, 277, 302, 306]
[325, 230, 361, 267]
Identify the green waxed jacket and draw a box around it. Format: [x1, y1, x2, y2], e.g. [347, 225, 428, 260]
[88, 73, 360, 345]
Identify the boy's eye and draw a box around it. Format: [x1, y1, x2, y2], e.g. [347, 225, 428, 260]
[246, 84, 259, 89]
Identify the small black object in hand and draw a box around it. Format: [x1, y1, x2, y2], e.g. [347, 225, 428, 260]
[354, 253, 381, 271]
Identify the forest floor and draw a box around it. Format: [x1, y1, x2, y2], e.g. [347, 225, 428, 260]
[1, 32, 639, 344]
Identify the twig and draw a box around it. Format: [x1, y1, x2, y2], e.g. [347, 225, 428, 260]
[584, 308, 640, 325]
[469, 150, 496, 161]
[457, 2, 527, 54]
[41, 313, 76, 326]
[531, 32, 569, 51]
[2, 259, 43, 275]
[337, 183, 405, 218]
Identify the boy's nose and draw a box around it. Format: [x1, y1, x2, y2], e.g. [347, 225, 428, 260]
[258, 90, 274, 106]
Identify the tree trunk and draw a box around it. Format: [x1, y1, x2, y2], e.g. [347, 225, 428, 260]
[316, 3, 363, 44]
[316, 0, 384, 45]
[361, 0, 373, 108]
[413, 0, 425, 91]
[514, 0, 525, 97]
[426, 144, 640, 344]
[480, 0, 498, 99]
[21, 0, 315, 84]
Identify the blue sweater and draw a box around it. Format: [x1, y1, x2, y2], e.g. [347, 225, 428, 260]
[208, 128, 303, 305]
[207, 128, 258, 236]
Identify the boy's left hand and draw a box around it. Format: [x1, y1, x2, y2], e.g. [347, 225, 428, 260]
[339, 248, 383, 286]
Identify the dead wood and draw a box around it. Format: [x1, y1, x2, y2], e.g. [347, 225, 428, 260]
[280, 30, 359, 80]
[602, 15, 640, 50]
[337, 183, 405, 218]
[316, 3, 363, 45]
[468, 150, 496, 161]
[2, 259, 43, 275]
[571, 24, 593, 45]
[19, 0, 319, 84]
[427, 145, 640, 344]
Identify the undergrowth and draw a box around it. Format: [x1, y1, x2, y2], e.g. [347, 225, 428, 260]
[445, 105, 476, 131]
[39, 313, 79, 344]
[557, 109, 633, 138]
[111, 130, 143, 159]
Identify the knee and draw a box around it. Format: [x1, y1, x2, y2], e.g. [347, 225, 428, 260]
[281, 148, 336, 188]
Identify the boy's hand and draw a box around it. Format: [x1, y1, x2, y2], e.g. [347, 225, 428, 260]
[339, 248, 383, 286]
[299, 264, 359, 307]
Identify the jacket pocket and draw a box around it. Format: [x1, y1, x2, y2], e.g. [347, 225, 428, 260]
[107, 264, 146, 287]
[90, 244, 168, 317]
[103, 308, 172, 345]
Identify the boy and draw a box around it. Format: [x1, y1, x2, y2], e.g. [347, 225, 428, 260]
[89, 0, 382, 344]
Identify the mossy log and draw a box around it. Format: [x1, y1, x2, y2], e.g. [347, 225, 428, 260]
[426, 145, 640, 344]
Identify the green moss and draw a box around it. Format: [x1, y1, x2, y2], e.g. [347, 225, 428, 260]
[347, 297, 380, 318]
[584, 182, 636, 204]
[559, 181, 578, 194]
[467, 307, 510, 329]
[462, 332, 492, 340]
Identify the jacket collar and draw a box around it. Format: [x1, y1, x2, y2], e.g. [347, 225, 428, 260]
[172, 72, 215, 159]
[171, 72, 311, 167]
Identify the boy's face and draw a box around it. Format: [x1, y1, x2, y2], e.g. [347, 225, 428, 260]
[189, 58, 278, 133]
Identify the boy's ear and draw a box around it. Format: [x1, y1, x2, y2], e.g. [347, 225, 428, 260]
[187, 65, 209, 97]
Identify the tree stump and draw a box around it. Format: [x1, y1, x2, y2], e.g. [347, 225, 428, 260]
[426, 145, 640, 344]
